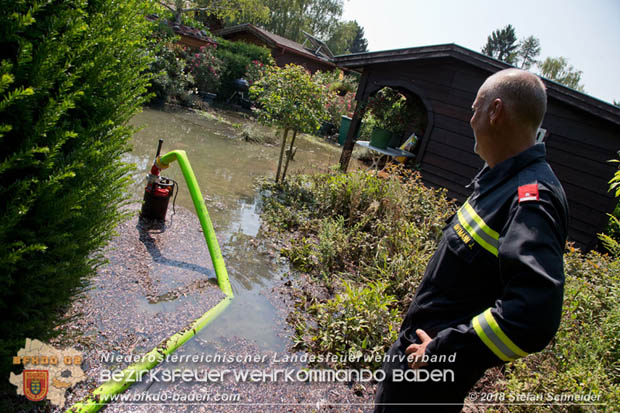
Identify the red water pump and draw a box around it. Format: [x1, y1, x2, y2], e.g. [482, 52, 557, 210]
[140, 139, 176, 220]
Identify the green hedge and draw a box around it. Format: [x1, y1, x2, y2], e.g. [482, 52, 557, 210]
[0, 0, 152, 377]
[214, 37, 273, 100]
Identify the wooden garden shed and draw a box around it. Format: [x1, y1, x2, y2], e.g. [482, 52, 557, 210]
[334, 44, 620, 250]
[216, 24, 336, 74]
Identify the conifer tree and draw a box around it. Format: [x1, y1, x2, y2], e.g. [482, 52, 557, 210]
[0, 0, 153, 376]
[481, 24, 519, 65]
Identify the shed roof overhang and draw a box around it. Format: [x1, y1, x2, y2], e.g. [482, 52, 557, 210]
[334, 43, 620, 127]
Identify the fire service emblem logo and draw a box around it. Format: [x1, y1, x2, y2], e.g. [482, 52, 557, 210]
[23, 370, 48, 402]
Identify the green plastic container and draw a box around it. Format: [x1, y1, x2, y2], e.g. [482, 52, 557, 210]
[369, 126, 393, 149]
[338, 116, 361, 145]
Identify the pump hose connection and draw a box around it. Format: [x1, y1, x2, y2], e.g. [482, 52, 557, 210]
[66, 144, 233, 413]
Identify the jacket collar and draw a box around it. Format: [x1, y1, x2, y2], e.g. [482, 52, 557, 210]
[468, 143, 547, 196]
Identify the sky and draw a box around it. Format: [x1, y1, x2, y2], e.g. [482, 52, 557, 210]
[342, 0, 620, 105]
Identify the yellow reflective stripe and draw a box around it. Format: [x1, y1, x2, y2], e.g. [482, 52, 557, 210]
[472, 309, 529, 362]
[472, 315, 512, 362]
[463, 202, 499, 240]
[457, 208, 499, 256]
[483, 309, 528, 358]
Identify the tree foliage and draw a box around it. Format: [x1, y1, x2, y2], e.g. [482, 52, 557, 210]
[196, 0, 270, 29]
[326, 20, 358, 55]
[250, 64, 328, 182]
[242, 0, 344, 43]
[159, 0, 269, 25]
[518, 35, 541, 69]
[250, 64, 327, 133]
[538, 56, 585, 92]
[481, 26, 587, 93]
[481, 24, 518, 64]
[0, 0, 153, 376]
[326, 20, 368, 55]
[350, 23, 369, 53]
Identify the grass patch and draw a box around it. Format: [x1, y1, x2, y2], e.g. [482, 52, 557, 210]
[238, 123, 279, 144]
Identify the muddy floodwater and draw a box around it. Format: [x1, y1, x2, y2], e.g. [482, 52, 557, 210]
[126, 106, 347, 351]
[36, 106, 375, 413]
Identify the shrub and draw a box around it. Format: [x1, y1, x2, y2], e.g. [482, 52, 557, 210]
[602, 158, 620, 252]
[314, 71, 358, 133]
[325, 92, 356, 130]
[261, 166, 456, 364]
[0, 0, 152, 377]
[245, 59, 268, 86]
[503, 247, 620, 411]
[365, 87, 427, 141]
[302, 280, 400, 370]
[188, 44, 222, 93]
[600, 212, 620, 257]
[214, 37, 273, 100]
[147, 42, 195, 105]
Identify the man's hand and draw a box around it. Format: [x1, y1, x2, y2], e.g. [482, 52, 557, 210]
[405, 329, 432, 369]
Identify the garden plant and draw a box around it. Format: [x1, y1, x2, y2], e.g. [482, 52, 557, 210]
[261, 164, 620, 410]
[250, 64, 328, 183]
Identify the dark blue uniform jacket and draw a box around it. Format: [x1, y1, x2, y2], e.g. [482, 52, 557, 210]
[390, 143, 569, 375]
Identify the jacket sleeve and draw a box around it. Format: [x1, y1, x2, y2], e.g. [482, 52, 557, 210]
[424, 187, 567, 367]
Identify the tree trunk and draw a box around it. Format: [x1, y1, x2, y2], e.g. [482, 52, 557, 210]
[281, 129, 298, 183]
[275, 128, 289, 183]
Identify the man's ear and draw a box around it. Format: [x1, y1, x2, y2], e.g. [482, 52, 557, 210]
[489, 98, 503, 125]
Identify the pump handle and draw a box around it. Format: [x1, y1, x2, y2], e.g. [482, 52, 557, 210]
[156, 139, 164, 158]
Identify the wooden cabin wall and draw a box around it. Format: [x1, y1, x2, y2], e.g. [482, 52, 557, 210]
[543, 100, 618, 248]
[362, 59, 483, 199]
[362, 58, 619, 249]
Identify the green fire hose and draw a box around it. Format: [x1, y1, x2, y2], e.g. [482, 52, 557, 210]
[66, 150, 233, 413]
[157, 150, 233, 297]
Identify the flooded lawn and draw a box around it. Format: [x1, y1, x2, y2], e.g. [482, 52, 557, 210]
[37, 105, 376, 412]
[125, 106, 347, 352]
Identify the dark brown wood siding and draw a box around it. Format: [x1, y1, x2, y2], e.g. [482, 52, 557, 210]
[417, 61, 485, 202]
[177, 34, 214, 50]
[360, 58, 619, 250]
[542, 99, 619, 248]
[270, 49, 335, 73]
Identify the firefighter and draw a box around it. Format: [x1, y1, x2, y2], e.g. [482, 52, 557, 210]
[374, 68, 569, 412]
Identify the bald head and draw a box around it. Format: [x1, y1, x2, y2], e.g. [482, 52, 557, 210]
[479, 68, 547, 134]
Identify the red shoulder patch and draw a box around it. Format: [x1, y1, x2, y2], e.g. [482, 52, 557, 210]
[518, 183, 539, 203]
